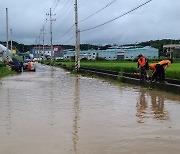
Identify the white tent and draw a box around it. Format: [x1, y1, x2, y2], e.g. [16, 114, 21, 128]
[0, 44, 12, 61]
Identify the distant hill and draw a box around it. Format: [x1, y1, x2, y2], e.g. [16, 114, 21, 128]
[1, 39, 180, 56]
[138, 39, 180, 52]
[0, 41, 33, 53]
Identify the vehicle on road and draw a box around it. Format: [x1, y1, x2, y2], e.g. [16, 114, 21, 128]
[23, 59, 36, 71]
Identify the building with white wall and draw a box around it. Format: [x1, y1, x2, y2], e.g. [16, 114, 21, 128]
[63, 46, 159, 61]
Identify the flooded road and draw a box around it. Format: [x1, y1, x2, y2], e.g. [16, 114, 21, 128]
[0, 64, 180, 154]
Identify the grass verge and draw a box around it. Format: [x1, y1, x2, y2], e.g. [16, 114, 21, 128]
[0, 62, 16, 79]
[42, 60, 180, 80]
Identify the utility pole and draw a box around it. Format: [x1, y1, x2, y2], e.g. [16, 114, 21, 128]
[41, 26, 46, 60]
[78, 30, 80, 68]
[35, 37, 38, 59]
[46, 8, 56, 64]
[6, 8, 9, 62]
[38, 35, 41, 61]
[10, 29, 12, 51]
[75, 0, 80, 72]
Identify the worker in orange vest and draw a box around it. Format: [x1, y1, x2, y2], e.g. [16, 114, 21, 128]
[158, 60, 171, 70]
[137, 54, 149, 80]
[27, 62, 31, 71]
[149, 63, 160, 82]
[157, 59, 172, 82]
[149, 59, 172, 83]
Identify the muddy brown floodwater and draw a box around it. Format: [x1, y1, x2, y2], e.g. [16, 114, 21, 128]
[0, 64, 180, 154]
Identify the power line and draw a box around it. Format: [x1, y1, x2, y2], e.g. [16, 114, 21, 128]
[62, 35, 75, 44]
[53, 7, 74, 35]
[81, 0, 153, 32]
[53, 0, 74, 35]
[52, 0, 59, 12]
[61, 24, 75, 39]
[79, 0, 117, 23]
[55, 0, 72, 16]
[53, 24, 74, 44]
[51, 0, 57, 10]
[79, 0, 89, 8]
[56, 0, 74, 19]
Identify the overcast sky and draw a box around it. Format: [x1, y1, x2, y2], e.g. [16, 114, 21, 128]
[0, 0, 180, 45]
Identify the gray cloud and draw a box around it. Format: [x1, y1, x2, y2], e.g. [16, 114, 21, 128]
[0, 0, 180, 45]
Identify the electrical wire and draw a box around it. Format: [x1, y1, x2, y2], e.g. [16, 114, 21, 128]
[52, 0, 59, 12]
[61, 24, 75, 39]
[55, 0, 72, 16]
[79, 0, 117, 23]
[78, 0, 89, 8]
[81, 0, 153, 32]
[62, 35, 75, 44]
[51, 0, 57, 10]
[56, 0, 74, 19]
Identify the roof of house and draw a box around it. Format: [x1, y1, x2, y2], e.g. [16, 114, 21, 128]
[163, 44, 180, 48]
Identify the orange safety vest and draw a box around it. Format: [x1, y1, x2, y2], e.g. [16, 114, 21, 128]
[27, 62, 31, 70]
[149, 63, 156, 70]
[158, 60, 171, 66]
[138, 57, 146, 67]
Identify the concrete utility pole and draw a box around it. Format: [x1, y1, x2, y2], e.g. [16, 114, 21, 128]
[6, 8, 9, 62]
[41, 26, 46, 60]
[50, 8, 53, 61]
[35, 37, 38, 58]
[75, 0, 80, 72]
[78, 29, 80, 68]
[10, 29, 13, 51]
[38, 35, 41, 60]
[46, 8, 55, 64]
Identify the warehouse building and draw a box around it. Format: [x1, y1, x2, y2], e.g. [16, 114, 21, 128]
[63, 46, 159, 60]
[31, 45, 63, 60]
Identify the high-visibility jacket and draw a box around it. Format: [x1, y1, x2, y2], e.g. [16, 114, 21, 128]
[27, 62, 31, 70]
[158, 60, 171, 67]
[138, 57, 147, 67]
[149, 63, 156, 71]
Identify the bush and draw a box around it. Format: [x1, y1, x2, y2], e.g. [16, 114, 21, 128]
[0, 62, 5, 68]
[0, 67, 16, 78]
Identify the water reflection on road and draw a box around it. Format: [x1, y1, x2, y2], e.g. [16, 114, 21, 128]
[72, 75, 80, 154]
[0, 64, 180, 154]
[136, 89, 169, 123]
